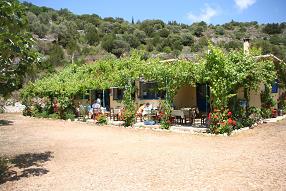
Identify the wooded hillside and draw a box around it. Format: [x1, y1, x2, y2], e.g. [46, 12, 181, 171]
[23, 2, 286, 75]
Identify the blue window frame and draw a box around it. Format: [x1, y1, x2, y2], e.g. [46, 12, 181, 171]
[272, 80, 278, 93]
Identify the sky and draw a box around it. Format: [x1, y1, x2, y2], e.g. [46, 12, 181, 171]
[22, 0, 286, 24]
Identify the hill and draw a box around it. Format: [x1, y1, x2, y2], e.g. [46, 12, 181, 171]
[23, 2, 286, 75]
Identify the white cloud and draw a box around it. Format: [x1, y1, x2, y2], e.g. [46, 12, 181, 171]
[234, 0, 256, 11]
[187, 4, 218, 23]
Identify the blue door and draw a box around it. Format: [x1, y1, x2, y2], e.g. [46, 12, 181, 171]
[196, 84, 210, 113]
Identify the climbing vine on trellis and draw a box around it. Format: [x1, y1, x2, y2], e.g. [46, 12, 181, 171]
[21, 45, 278, 130]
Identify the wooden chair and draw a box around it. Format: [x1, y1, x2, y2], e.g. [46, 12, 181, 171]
[110, 108, 122, 121]
[171, 110, 185, 124]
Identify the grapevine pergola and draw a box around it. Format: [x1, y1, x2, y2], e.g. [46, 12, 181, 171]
[21, 46, 277, 127]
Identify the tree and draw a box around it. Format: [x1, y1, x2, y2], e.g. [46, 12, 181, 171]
[42, 44, 65, 71]
[101, 34, 116, 52]
[85, 24, 100, 46]
[0, 0, 38, 95]
[181, 33, 194, 46]
[67, 40, 80, 64]
[262, 23, 282, 34]
[101, 34, 130, 57]
[159, 28, 170, 38]
[57, 21, 79, 48]
[123, 34, 140, 48]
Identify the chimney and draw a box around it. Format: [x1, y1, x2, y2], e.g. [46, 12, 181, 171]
[243, 38, 250, 55]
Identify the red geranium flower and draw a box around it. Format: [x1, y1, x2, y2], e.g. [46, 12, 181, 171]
[232, 120, 236, 126]
[227, 111, 232, 116]
[208, 113, 211, 119]
[228, 118, 233, 125]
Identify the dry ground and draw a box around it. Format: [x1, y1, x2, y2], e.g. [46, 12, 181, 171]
[0, 113, 286, 191]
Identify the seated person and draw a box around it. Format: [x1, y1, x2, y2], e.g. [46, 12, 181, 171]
[142, 102, 152, 116]
[87, 104, 93, 118]
[91, 100, 101, 119]
[142, 103, 156, 125]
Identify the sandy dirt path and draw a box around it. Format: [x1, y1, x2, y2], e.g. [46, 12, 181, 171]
[0, 113, 286, 191]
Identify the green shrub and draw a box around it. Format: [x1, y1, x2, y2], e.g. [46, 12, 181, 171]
[96, 114, 107, 125]
[122, 108, 135, 127]
[49, 113, 60, 119]
[278, 99, 286, 111]
[261, 108, 272, 118]
[22, 106, 32, 116]
[248, 107, 262, 122]
[0, 156, 9, 179]
[64, 112, 75, 121]
[30, 105, 42, 117]
[234, 120, 243, 129]
[40, 111, 50, 118]
[241, 117, 255, 127]
[209, 109, 235, 135]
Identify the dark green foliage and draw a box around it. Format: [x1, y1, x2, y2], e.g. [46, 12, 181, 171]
[193, 26, 204, 37]
[261, 86, 276, 108]
[96, 114, 107, 125]
[263, 23, 283, 34]
[43, 44, 65, 70]
[101, 34, 116, 52]
[215, 26, 225, 35]
[140, 19, 165, 37]
[123, 34, 140, 48]
[48, 113, 60, 119]
[181, 33, 194, 46]
[57, 21, 79, 48]
[261, 108, 272, 118]
[0, 0, 38, 96]
[85, 25, 100, 46]
[0, 156, 9, 179]
[159, 28, 170, 38]
[101, 35, 130, 57]
[224, 41, 241, 51]
[63, 112, 75, 121]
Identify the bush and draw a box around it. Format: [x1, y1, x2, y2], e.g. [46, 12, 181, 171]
[49, 113, 60, 119]
[64, 112, 75, 121]
[241, 117, 255, 127]
[96, 114, 107, 125]
[22, 106, 32, 116]
[30, 105, 41, 117]
[261, 108, 272, 118]
[209, 109, 236, 135]
[248, 107, 262, 122]
[39, 111, 49, 118]
[234, 120, 243, 129]
[0, 156, 9, 179]
[122, 108, 135, 127]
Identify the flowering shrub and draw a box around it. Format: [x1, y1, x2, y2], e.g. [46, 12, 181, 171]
[96, 114, 107, 125]
[209, 109, 236, 135]
[160, 100, 173, 129]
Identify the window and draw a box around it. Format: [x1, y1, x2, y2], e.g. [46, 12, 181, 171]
[272, 80, 278, 93]
[112, 88, 124, 100]
[139, 81, 165, 99]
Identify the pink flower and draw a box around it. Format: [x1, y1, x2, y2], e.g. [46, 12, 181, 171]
[227, 111, 232, 116]
[232, 120, 236, 126]
[228, 118, 233, 125]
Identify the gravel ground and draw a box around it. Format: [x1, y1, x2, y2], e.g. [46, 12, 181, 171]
[0, 113, 286, 191]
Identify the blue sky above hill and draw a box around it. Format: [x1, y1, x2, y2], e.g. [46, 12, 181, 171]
[22, 0, 286, 24]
